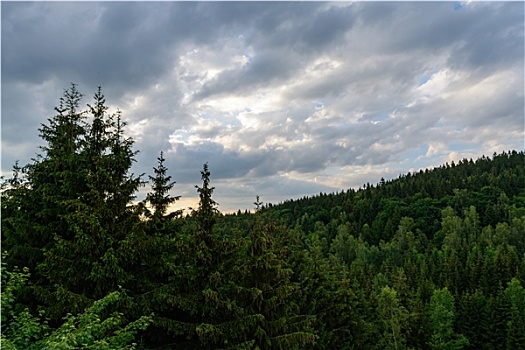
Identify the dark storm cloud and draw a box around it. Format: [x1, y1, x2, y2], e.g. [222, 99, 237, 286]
[2, 2, 213, 97]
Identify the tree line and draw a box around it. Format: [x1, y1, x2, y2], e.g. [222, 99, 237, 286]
[2, 85, 524, 349]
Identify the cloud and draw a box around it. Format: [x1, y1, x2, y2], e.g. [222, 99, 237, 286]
[2, 2, 523, 212]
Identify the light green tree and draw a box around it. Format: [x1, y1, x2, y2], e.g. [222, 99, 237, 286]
[377, 286, 408, 350]
[504, 278, 525, 349]
[428, 287, 468, 350]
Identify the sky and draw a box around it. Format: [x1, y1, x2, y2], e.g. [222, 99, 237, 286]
[2, 1, 524, 213]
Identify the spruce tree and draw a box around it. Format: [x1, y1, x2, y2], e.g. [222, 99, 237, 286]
[456, 290, 488, 350]
[235, 197, 316, 349]
[2, 83, 89, 317]
[145, 151, 181, 221]
[153, 163, 249, 348]
[39, 88, 144, 315]
[293, 226, 365, 349]
[3, 85, 146, 322]
[127, 151, 184, 347]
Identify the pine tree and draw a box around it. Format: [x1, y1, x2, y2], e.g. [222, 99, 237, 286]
[39, 88, 144, 315]
[126, 151, 184, 347]
[3, 85, 146, 323]
[145, 151, 181, 221]
[193, 162, 219, 240]
[235, 197, 316, 349]
[456, 290, 488, 350]
[2, 84, 90, 317]
[152, 163, 249, 348]
[482, 291, 510, 350]
[315, 259, 364, 349]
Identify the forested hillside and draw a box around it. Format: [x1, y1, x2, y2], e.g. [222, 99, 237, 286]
[2, 85, 525, 349]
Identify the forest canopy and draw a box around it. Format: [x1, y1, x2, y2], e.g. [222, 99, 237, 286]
[2, 85, 525, 349]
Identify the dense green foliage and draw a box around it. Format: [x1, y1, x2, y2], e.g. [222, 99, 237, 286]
[2, 85, 524, 349]
[1, 253, 152, 349]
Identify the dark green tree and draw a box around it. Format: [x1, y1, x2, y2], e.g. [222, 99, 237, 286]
[2, 84, 90, 317]
[193, 162, 219, 237]
[36, 87, 144, 318]
[127, 151, 184, 347]
[457, 290, 488, 350]
[153, 163, 249, 348]
[144, 151, 181, 221]
[483, 291, 510, 350]
[235, 198, 315, 349]
[2, 85, 147, 324]
[1, 254, 152, 350]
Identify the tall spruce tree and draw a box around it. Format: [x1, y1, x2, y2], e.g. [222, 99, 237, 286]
[2, 85, 146, 322]
[234, 197, 316, 349]
[39, 87, 144, 316]
[2, 84, 90, 317]
[153, 163, 249, 348]
[127, 151, 185, 347]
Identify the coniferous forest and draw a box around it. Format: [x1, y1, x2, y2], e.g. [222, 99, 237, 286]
[2, 85, 525, 349]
